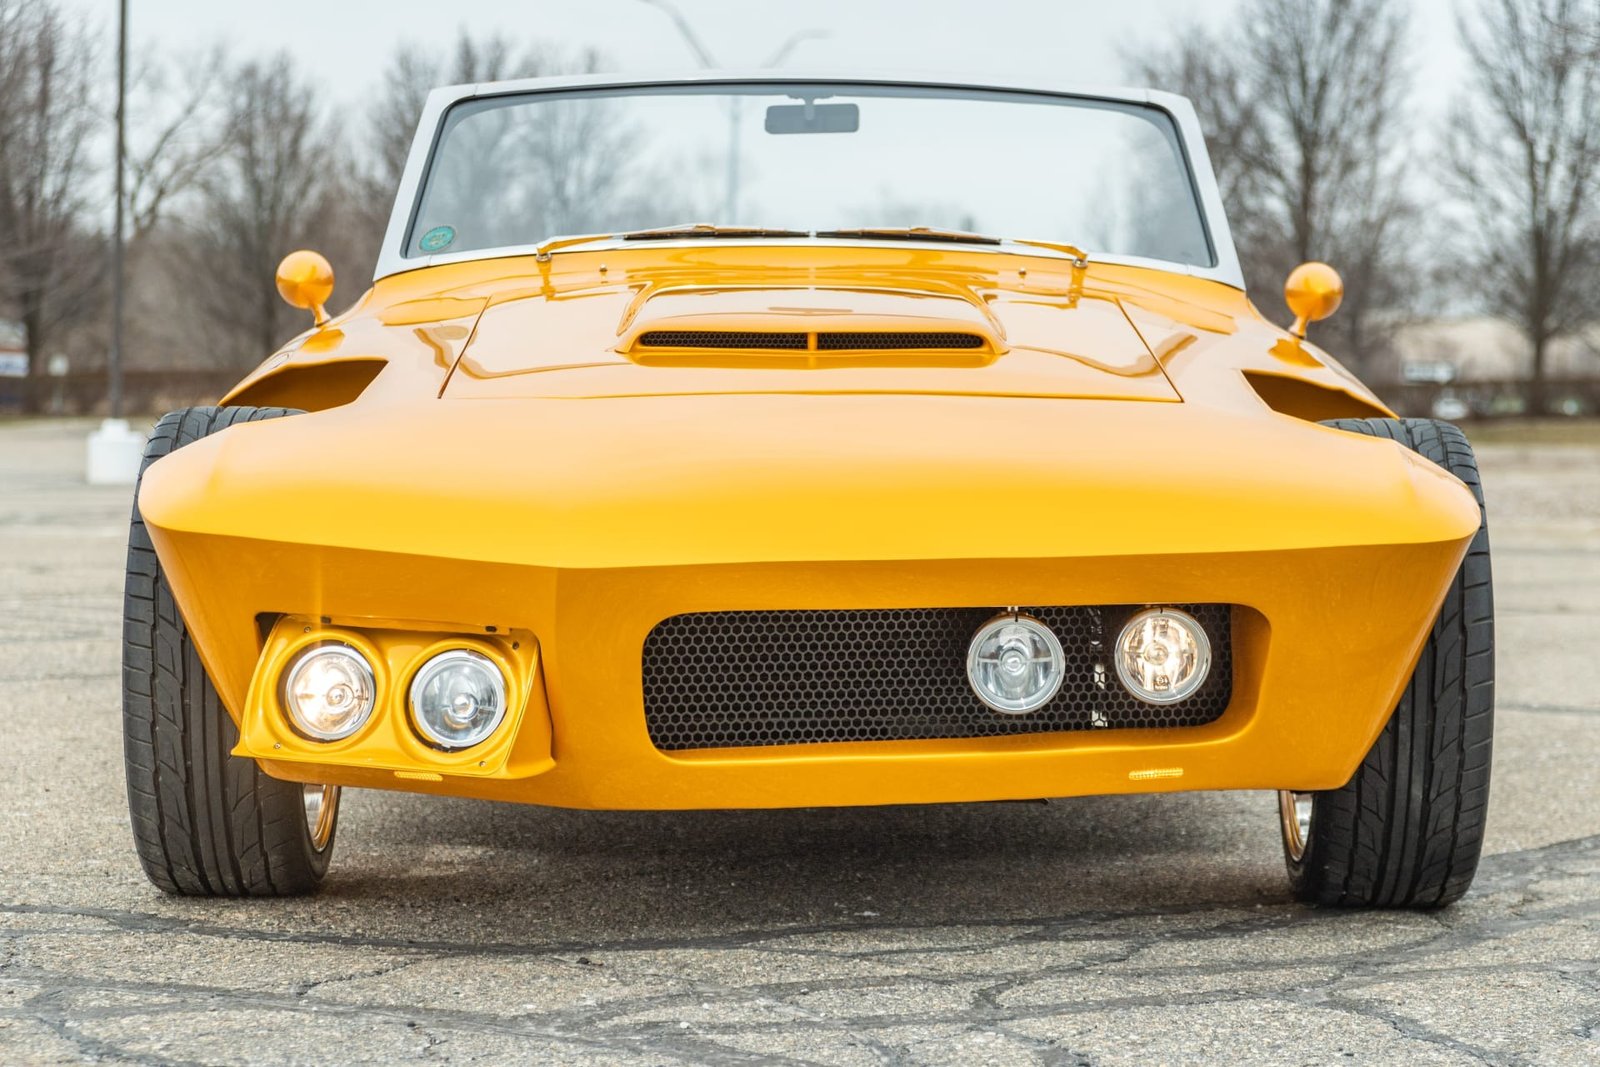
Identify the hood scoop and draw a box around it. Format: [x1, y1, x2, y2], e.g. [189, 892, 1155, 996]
[635, 329, 989, 352]
[619, 287, 1002, 366]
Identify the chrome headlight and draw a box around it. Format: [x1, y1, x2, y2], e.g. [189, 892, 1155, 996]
[1114, 608, 1212, 704]
[966, 613, 1066, 714]
[282, 644, 376, 741]
[409, 650, 508, 750]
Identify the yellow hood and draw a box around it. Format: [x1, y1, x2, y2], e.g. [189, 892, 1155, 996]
[443, 277, 1180, 401]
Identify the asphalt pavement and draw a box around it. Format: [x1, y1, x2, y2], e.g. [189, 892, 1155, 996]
[1, 417, 1597, 1066]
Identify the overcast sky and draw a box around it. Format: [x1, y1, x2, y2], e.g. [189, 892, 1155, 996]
[60, 0, 1467, 120]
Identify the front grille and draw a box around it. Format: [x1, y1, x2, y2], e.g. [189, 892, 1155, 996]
[638, 331, 808, 349]
[641, 604, 1233, 751]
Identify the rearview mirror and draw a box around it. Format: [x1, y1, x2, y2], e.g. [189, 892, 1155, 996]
[765, 102, 860, 135]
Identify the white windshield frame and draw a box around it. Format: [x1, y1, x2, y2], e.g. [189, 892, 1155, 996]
[374, 71, 1245, 290]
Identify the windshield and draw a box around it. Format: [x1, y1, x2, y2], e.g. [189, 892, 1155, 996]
[406, 82, 1213, 267]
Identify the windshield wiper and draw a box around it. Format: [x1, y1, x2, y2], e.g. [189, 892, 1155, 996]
[621, 223, 809, 240]
[533, 225, 1089, 268]
[814, 226, 1003, 245]
[818, 227, 1091, 267]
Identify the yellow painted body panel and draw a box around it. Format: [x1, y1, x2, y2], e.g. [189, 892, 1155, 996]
[142, 244, 1477, 809]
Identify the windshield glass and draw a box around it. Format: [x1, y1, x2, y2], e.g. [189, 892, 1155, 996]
[406, 83, 1212, 267]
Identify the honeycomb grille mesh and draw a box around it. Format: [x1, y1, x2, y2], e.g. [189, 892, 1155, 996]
[635, 331, 986, 351]
[816, 332, 985, 350]
[642, 604, 1233, 751]
[638, 331, 808, 349]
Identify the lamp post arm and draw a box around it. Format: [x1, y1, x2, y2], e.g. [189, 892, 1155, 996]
[762, 30, 829, 68]
[635, 0, 719, 68]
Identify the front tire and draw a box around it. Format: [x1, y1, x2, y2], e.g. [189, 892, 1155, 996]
[1282, 418, 1494, 907]
[123, 406, 338, 896]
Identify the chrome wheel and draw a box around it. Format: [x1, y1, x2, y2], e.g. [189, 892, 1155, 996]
[1279, 790, 1314, 862]
[303, 784, 340, 852]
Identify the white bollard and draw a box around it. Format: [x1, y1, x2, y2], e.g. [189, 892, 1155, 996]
[86, 417, 146, 485]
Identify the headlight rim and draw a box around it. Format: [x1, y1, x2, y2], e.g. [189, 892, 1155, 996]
[965, 611, 1068, 715]
[407, 647, 509, 751]
[281, 641, 379, 742]
[1113, 606, 1213, 705]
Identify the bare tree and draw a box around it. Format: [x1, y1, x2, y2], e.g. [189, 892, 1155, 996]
[368, 32, 570, 195]
[346, 32, 604, 270]
[1130, 0, 1417, 378]
[184, 55, 339, 367]
[0, 0, 103, 409]
[125, 46, 227, 245]
[1125, 26, 1266, 215]
[1448, 0, 1600, 412]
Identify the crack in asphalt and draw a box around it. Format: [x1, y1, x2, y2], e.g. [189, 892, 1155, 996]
[1495, 701, 1600, 716]
[2, 834, 1595, 1065]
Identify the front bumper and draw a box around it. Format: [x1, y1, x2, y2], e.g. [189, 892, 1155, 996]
[137, 397, 1479, 808]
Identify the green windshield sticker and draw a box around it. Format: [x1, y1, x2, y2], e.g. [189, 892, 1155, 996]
[419, 225, 456, 253]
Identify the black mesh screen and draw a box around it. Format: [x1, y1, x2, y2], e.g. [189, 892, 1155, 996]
[816, 332, 985, 350]
[637, 331, 808, 349]
[641, 604, 1233, 751]
[634, 331, 986, 351]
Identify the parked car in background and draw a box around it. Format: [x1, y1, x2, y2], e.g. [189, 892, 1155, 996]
[1433, 393, 1471, 420]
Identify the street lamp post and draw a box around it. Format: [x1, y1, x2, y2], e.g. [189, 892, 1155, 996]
[110, 0, 126, 421]
[86, 0, 143, 485]
[634, 0, 826, 222]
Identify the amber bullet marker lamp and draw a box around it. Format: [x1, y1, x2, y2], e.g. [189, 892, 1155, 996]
[275, 249, 336, 327]
[1284, 262, 1343, 340]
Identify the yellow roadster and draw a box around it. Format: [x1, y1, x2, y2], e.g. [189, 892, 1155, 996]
[125, 74, 1491, 907]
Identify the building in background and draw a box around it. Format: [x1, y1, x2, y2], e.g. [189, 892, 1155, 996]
[1380, 318, 1600, 417]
